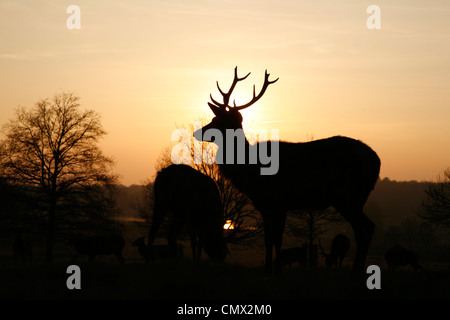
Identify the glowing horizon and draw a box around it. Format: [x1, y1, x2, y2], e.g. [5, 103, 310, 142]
[1, 1, 449, 185]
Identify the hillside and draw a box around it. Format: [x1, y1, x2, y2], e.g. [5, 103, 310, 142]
[366, 178, 429, 226]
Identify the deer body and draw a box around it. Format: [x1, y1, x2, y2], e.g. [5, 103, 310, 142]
[69, 234, 126, 264]
[385, 244, 421, 272]
[132, 237, 183, 264]
[194, 67, 380, 277]
[320, 234, 351, 268]
[274, 246, 308, 269]
[219, 136, 379, 212]
[148, 164, 227, 262]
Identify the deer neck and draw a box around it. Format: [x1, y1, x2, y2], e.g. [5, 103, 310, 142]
[216, 128, 259, 189]
[217, 127, 251, 163]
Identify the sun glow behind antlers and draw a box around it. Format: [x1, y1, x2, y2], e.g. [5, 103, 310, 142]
[210, 67, 279, 111]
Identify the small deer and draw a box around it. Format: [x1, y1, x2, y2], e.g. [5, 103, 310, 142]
[319, 234, 350, 268]
[68, 234, 126, 264]
[274, 245, 307, 269]
[148, 164, 228, 262]
[194, 67, 380, 277]
[385, 244, 422, 272]
[132, 236, 183, 264]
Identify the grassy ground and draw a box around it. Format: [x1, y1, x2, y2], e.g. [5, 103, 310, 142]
[1, 225, 449, 301]
[1, 258, 449, 300]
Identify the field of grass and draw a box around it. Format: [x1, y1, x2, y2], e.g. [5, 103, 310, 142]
[1, 257, 450, 300]
[2, 223, 449, 302]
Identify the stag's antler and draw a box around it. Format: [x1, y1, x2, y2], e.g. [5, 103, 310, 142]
[232, 69, 279, 111]
[210, 67, 250, 108]
[209, 66, 278, 110]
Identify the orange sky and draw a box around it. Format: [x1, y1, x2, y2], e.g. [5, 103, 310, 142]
[1, 0, 449, 185]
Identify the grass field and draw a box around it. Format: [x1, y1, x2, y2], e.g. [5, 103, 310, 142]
[2, 222, 449, 301]
[1, 258, 449, 300]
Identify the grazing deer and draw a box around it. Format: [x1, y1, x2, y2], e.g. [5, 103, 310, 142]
[194, 67, 380, 277]
[68, 234, 126, 264]
[274, 245, 307, 269]
[148, 164, 228, 262]
[132, 236, 183, 264]
[385, 244, 422, 272]
[319, 234, 350, 268]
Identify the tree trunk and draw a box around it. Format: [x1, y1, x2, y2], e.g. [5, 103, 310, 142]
[46, 193, 57, 263]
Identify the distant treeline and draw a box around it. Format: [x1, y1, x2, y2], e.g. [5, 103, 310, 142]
[114, 178, 429, 227]
[0, 178, 430, 233]
[367, 178, 429, 226]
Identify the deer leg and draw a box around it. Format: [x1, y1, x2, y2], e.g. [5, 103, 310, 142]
[263, 217, 274, 278]
[347, 212, 374, 277]
[262, 211, 286, 277]
[264, 240, 273, 277]
[273, 212, 287, 275]
[187, 220, 200, 261]
[148, 206, 167, 247]
[116, 252, 125, 264]
[167, 216, 185, 259]
[196, 236, 203, 260]
[190, 236, 198, 261]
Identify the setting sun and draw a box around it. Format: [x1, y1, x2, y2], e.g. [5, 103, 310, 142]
[223, 220, 235, 230]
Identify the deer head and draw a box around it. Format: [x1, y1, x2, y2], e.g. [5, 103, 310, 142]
[194, 67, 279, 142]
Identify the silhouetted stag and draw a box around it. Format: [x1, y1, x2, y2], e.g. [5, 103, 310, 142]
[274, 245, 307, 269]
[148, 164, 228, 262]
[319, 234, 350, 268]
[194, 67, 380, 277]
[385, 244, 422, 272]
[132, 236, 183, 264]
[68, 234, 126, 264]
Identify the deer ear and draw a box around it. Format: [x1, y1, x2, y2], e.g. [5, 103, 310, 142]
[208, 102, 225, 116]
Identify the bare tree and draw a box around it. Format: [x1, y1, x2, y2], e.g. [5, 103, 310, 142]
[419, 168, 450, 228]
[289, 209, 344, 244]
[0, 92, 118, 262]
